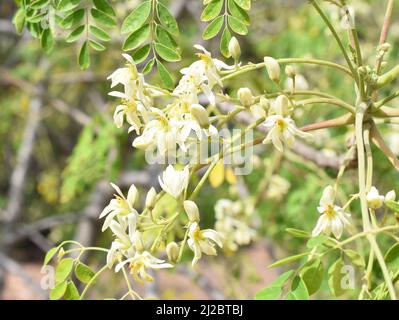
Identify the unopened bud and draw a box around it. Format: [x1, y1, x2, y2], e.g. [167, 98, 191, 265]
[259, 96, 270, 112]
[134, 230, 144, 252]
[190, 104, 210, 129]
[237, 87, 253, 108]
[228, 36, 241, 61]
[285, 65, 297, 78]
[264, 56, 281, 83]
[183, 200, 200, 222]
[166, 242, 179, 263]
[385, 190, 396, 202]
[145, 187, 157, 210]
[275, 95, 292, 116]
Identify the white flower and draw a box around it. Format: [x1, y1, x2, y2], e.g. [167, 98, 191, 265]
[106, 216, 138, 268]
[115, 251, 172, 283]
[262, 115, 311, 152]
[132, 108, 182, 155]
[312, 186, 352, 239]
[174, 44, 233, 105]
[99, 183, 139, 231]
[366, 186, 385, 209]
[158, 165, 189, 199]
[187, 222, 223, 266]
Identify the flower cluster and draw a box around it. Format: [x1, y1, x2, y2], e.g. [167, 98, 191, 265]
[214, 199, 256, 253]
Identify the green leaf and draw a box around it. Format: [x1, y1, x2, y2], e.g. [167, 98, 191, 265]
[255, 270, 294, 300]
[328, 258, 345, 297]
[286, 276, 309, 300]
[154, 42, 181, 62]
[89, 39, 106, 51]
[202, 16, 224, 40]
[142, 58, 155, 74]
[300, 259, 324, 295]
[13, 8, 26, 34]
[228, 0, 250, 24]
[123, 23, 150, 51]
[75, 262, 95, 284]
[227, 15, 248, 35]
[66, 25, 85, 43]
[286, 228, 311, 238]
[93, 0, 116, 17]
[90, 25, 111, 42]
[306, 234, 328, 249]
[55, 258, 75, 283]
[78, 40, 90, 70]
[268, 252, 309, 268]
[60, 8, 84, 29]
[132, 44, 151, 64]
[385, 243, 399, 272]
[233, 0, 251, 11]
[157, 2, 179, 36]
[64, 281, 80, 300]
[220, 27, 231, 58]
[49, 280, 68, 300]
[91, 8, 116, 28]
[121, 1, 151, 34]
[43, 247, 59, 267]
[385, 200, 399, 212]
[155, 25, 178, 49]
[57, 0, 81, 12]
[157, 60, 174, 89]
[41, 28, 54, 53]
[344, 249, 365, 268]
[201, 0, 223, 22]
[30, 0, 50, 10]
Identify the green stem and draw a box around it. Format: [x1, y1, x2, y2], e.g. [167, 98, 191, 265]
[79, 264, 108, 300]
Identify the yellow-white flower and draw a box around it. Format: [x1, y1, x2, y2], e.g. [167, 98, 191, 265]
[175, 44, 233, 105]
[132, 108, 182, 155]
[158, 165, 189, 199]
[187, 222, 223, 266]
[99, 183, 139, 231]
[366, 186, 385, 209]
[312, 186, 352, 239]
[115, 251, 172, 283]
[106, 216, 138, 268]
[262, 115, 311, 152]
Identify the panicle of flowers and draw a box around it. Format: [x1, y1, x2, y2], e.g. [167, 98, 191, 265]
[214, 199, 256, 253]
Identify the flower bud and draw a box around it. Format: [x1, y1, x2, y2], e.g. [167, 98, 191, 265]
[237, 87, 253, 108]
[385, 190, 396, 202]
[228, 36, 241, 61]
[275, 95, 292, 116]
[145, 187, 157, 210]
[134, 230, 145, 252]
[166, 242, 179, 263]
[259, 96, 270, 112]
[190, 104, 210, 129]
[183, 200, 200, 222]
[285, 65, 297, 78]
[264, 56, 281, 83]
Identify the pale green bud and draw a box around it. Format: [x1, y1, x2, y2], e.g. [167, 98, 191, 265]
[275, 95, 292, 116]
[264, 56, 281, 83]
[183, 200, 200, 222]
[145, 187, 157, 210]
[285, 65, 297, 78]
[237, 87, 253, 108]
[228, 36, 241, 61]
[166, 242, 179, 263]
[190, 104, 210, 129]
